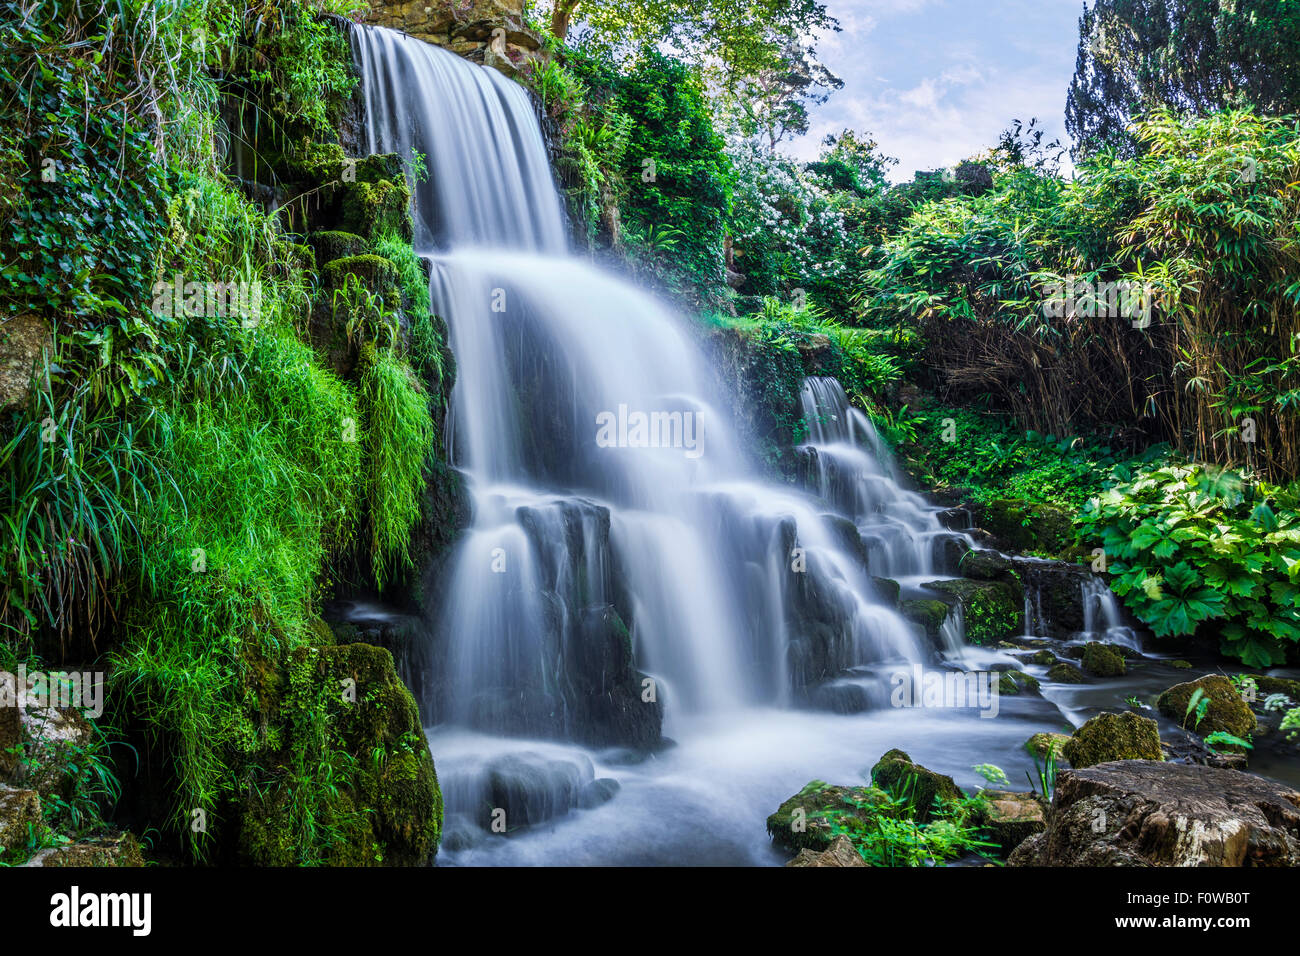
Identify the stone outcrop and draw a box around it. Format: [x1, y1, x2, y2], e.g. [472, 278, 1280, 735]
[362, 0, 545, 76]
[1009, 761, 1300, 866]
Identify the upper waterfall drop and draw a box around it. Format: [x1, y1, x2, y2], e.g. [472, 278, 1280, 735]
[351, 25, 568, 252]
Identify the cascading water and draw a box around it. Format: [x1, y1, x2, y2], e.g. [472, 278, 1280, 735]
[349, 25, 1054, 864]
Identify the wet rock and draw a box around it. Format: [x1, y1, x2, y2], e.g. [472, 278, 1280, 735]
[870, 749, 962, 823]
[767, 780, 885, 854]
[957, 549, 1013, 580]
[785, 833, 867, 867]
[1062, 712, 1163, 768]
[1009, 761, 1300, 866]
[1018, 649, 1057, 666]
[485, 752, 594, 828]
[1047, 662, 1086, 684]
[20, 705, 94, 802]
[1170, 659, 1194, 669]
[1081, 641, 1126, 677]
[899, 598, 949, 645]
[1156, 675, 1257, 739]
[1252, 675, 1300, 701]
[871, 576, 901, 609]
[998, 670, 1041, 696]
[980, 790, 1046, 856]
[578, 777, 620, 810]
[806, 682, 871, 714]
[920, 578, 1022, 646]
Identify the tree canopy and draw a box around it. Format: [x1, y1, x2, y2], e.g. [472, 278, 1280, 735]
[1067, 0, 1300, 157]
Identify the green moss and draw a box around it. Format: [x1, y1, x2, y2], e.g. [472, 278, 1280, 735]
[921, 578, 1022, 645]
[974, 498, 1077, 558]
[1156, 675, 1257, 738]
[899, 598, 949, 640]
[309, 230, 368, 265]
[1062, 712, 1163, 768]
[1081, 642, 1127, 677]
[998, 670, 1040, 695]
[1047, 662, 1086, 683]
[341, 179, 414, 243]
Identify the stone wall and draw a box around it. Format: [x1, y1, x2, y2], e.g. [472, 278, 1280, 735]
[362, 0, 545, 76]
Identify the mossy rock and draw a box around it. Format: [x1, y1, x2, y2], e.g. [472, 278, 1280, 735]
[1156, 675, 1257, 739]
[309, 230, 368, 264]
[1062, 712, 1163, 768]
[872, 576, 901, 609]
[899, 598, 949, 642]
[869, 749, 962, 822]
[973, 499, 1076, 558]
[999, 670, 1040, 695]
[1028, 650, 1057, 666]
[1170, 659, 1194, 669]
[1026, 732, 1072, 764]
[1047, 662, 1086, 684]
[1081, 642, 1126, 677]
[956, 549, 1013, 580]
[320, 253, 401, 294]
[921, 577, 1023, 646]
[1252, 675, 1300, 701]
[235, 642, 442, 866]
[766, 780, 888, 854]
[341, 177, 414, 243]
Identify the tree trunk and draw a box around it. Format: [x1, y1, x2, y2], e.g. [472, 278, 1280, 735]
[550, 0, 578, 40]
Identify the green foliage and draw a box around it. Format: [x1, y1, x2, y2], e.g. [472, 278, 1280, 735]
[818, 781, 993, 866]
[899, 403, 1132, 510]
[865, 109, 1300, 482]
[1077, 463, 1300, 665]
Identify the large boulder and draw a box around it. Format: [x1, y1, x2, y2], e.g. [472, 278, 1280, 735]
[1009, 761, 1300, 866]
[1062, 712, 1163, 768]
[869, 749, 962, 822]
[1157, 675, 1257, 739]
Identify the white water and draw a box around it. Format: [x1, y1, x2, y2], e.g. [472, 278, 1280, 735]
[350, 25, 1065, 864]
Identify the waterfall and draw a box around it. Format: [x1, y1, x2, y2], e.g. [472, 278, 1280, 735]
[1080, 576, 1139, 650]
[349, 26, 971, 856]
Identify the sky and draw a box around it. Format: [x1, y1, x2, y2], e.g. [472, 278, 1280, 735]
[786, 0, 1087, 180]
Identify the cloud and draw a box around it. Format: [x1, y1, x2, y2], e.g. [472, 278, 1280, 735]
[788, 0, 1080, 179]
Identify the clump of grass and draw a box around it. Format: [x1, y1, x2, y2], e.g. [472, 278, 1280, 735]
[358, 345, 434, 590]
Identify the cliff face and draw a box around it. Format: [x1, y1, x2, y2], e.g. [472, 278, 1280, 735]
[362, 0, 546, 75]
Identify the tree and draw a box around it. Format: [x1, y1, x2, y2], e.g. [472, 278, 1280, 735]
[1066, 0, 1300, 158]
[544, 0, 842, 146]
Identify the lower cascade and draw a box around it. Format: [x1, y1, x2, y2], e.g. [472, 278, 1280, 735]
[347, 25, 1168, 865]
